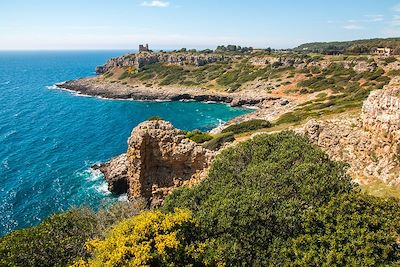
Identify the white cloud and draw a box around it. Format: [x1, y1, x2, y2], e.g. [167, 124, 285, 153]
[393, 3, 400, 12]
[365, 15, 384, 22]
[141, 1, 170, 8]
[343, 24, 363, 30]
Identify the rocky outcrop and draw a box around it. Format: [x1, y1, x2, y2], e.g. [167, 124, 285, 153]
[96, 52, 230, 74]
[97, 120, 215, 206]
[353, 61, 377, 73]
[93, 154, 129, 194]
[361, 83, 400, 138]
[298, 81, 400, 185]
[250, 55, 315, 69]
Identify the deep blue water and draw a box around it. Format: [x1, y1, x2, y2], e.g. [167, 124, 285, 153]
[0, 51, 251, 236]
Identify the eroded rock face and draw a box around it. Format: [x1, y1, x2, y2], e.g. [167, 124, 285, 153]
[96, 52, 230, 73]
[361, 83, 400, 138]
[94, 154, 129, 194]
[299, 81, 400, 185]
[98, 120, 215, 206]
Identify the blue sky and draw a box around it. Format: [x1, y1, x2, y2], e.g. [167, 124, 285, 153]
[1, 0, 400, 50]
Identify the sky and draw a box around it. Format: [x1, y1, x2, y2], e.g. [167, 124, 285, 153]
[1, 0, 400, 50]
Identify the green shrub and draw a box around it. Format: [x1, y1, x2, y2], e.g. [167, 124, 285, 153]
[118, 71, 129, 80]
[102, 71, 113, 78]
[0, 201, 145, 267]
[163, 131, 354, 265]
[147, 116, 163, 121]
[287, 193, 400, 266]
[0, 209, 98, 267]
[77, 209, 209, 267]
[202, 131, 235, 150]
[221, 119, 272, 134]
[185, 130, 213, 143]
[388, 69, 400, 76]
[383, 56, 397, 64]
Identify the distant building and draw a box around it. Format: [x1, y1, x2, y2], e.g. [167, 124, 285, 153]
[372, 47, 392, 57]
[139, 44, 149, 52]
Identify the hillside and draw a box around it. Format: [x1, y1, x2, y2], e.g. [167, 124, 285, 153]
[294, 37, 400, 54]
[61, 49, 396, 127]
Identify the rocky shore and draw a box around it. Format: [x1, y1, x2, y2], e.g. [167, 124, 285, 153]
[59, 76, 289, 107]
[58, 76, 296, 131]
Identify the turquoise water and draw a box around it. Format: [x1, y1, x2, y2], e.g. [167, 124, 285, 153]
[0, 51, 251, 236]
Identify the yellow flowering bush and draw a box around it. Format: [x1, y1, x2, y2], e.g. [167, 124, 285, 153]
[76, 208, 209, 266]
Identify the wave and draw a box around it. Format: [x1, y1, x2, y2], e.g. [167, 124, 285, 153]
[217, 118, 225, 127]
[1, 158, 10, 170]
[46, 85, 58, 90]
[2, 130, 17, 140]
[242, 105, 259, 110]
[0, 81, 10, 85]
[75, 167, 112, 196]
[118, 194, 128, 202]
[94, 182, 111, 196]
[46, 81, 66, 90]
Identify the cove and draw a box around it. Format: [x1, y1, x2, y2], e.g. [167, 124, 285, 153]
[0, 51, 251, 235]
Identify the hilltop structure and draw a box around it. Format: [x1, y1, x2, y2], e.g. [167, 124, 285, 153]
[139, 44, 149, 52]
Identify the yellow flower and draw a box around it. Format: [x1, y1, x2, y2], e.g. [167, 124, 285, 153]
[78, 208, 208, 266]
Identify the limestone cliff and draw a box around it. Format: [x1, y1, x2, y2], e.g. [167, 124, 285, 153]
[96, 52, 230, 73]
[97, 120, 215, 206]
[298, 80, 400, 185]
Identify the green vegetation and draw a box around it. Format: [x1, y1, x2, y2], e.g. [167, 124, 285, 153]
[162, 132, 400, 266]
[221, 119, 272, 134]
[118, 70, 129, 80]
[146, 115, 163, 121]
[215, 45, 253, 53]
[388, 69, 400, 76]
[0, 201, 144, 267]
[3, 132, 400, 266]
[202, 131, 235, 151]
[116, 59, 299, 92]
[185, 130, 213, 143]
[163, 132, 356, 265]
[0, 209, 97, 267]
[288, 193, 400, 266]
[76, 209, 208, 266]
[294, 37, 400, 54]
[383, 56, 398, 64]
[102, 71, 113, 78]
[276, 63, 390, 125]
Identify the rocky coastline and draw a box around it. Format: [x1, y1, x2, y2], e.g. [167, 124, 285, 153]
[58, 76, 296, 132]
[93, 120, 215, 207]
[58, 76, 289, 108]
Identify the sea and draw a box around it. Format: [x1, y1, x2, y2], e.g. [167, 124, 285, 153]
[0, 51, 251, 236]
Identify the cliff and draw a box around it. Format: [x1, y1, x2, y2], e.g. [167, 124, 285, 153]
[96, 52, 231, 73]
[96, 120, 215, 206]
[299, 79, 400, 185]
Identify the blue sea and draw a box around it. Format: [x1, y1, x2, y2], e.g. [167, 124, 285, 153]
[0, 51, 251, 236]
